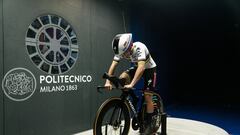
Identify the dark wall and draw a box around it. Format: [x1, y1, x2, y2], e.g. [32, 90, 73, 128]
[1, 0, 128, 134]
[0, 0, 4, 134]
[130, 0, 240, 106]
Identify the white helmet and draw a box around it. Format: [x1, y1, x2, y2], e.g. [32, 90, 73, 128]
[112, 33, 132, 55]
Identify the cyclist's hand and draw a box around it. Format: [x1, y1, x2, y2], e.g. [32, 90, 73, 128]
[104, 81, 113, 91]
[123, 84, 133, 91]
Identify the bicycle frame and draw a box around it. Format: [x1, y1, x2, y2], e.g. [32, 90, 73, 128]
[100, 72, 141, 117]
[97, 73, 144, 129]
[95, 72, 167, 135]
[120, 90, 140, 119]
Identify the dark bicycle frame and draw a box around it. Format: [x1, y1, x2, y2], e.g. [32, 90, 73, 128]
[96, 72, 167, 135]
[97, 73, 151, 131]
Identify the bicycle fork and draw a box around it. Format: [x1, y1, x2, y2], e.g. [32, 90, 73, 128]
[109, 106, 124, 134]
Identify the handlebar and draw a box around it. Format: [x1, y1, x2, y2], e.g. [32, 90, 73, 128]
[97, 72, 136, 93]
[97, 85, 139, 106]
[97, 85, 135, 92]
[102, 72, 125, 88]
[97, 86, 108, 90]
[97, 72, 139, 102]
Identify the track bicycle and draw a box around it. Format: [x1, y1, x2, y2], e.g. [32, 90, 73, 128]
[93, 73, 166, 135]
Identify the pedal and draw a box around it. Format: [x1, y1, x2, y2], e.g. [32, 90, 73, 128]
[132, 117, 139, 130]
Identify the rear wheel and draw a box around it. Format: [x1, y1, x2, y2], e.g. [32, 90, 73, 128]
[93, 98, 131, 135]
[152, 93, 164, 132]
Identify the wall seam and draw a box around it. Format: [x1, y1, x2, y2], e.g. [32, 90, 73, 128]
[89, 0, 94, 130]
[1, 0, 5, 134]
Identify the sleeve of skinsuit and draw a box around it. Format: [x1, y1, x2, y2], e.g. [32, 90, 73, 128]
[136, 46, 146, 61]
[113, 55, 121, 62]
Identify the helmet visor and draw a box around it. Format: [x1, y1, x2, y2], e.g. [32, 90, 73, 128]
[112, 36, 120, 54]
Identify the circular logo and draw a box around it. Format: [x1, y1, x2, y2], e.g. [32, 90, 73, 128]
[25, 14, 78, 74]
[2, 68, 37, 101]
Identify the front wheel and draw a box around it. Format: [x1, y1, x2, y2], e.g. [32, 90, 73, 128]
[93, 98, 131, 135]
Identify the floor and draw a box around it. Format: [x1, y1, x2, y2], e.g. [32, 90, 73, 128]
[74, 117, 229, 135]
[73, 103, 239, 135]
[166, 104, 240, 135]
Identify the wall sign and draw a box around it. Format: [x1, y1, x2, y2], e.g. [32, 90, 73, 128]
[25, 14, 78, 74]
[2, 68, 37, 101]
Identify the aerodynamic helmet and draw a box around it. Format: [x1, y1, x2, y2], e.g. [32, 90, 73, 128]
[112, 33, 132, 55]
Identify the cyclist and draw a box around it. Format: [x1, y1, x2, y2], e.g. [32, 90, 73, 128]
[104, 33, 158, 134]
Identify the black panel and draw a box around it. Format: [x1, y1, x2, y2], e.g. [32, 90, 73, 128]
[129, 0, 240, 106]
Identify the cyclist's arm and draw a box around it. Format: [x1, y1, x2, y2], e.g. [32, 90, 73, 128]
[106, 60, 119, 84]
[129, 60, 145, 87]
[108, 60, 118, 75]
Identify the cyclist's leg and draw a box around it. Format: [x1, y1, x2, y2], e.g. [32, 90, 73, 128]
[119, 72, 131, 85]
[143, 67, 157, 113]
[143, 67, 157, 134]
[144, 92, 154, 113]
[119, 66, 137, 85]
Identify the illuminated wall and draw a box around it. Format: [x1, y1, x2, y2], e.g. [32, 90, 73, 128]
[0, 0, 129, 134]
